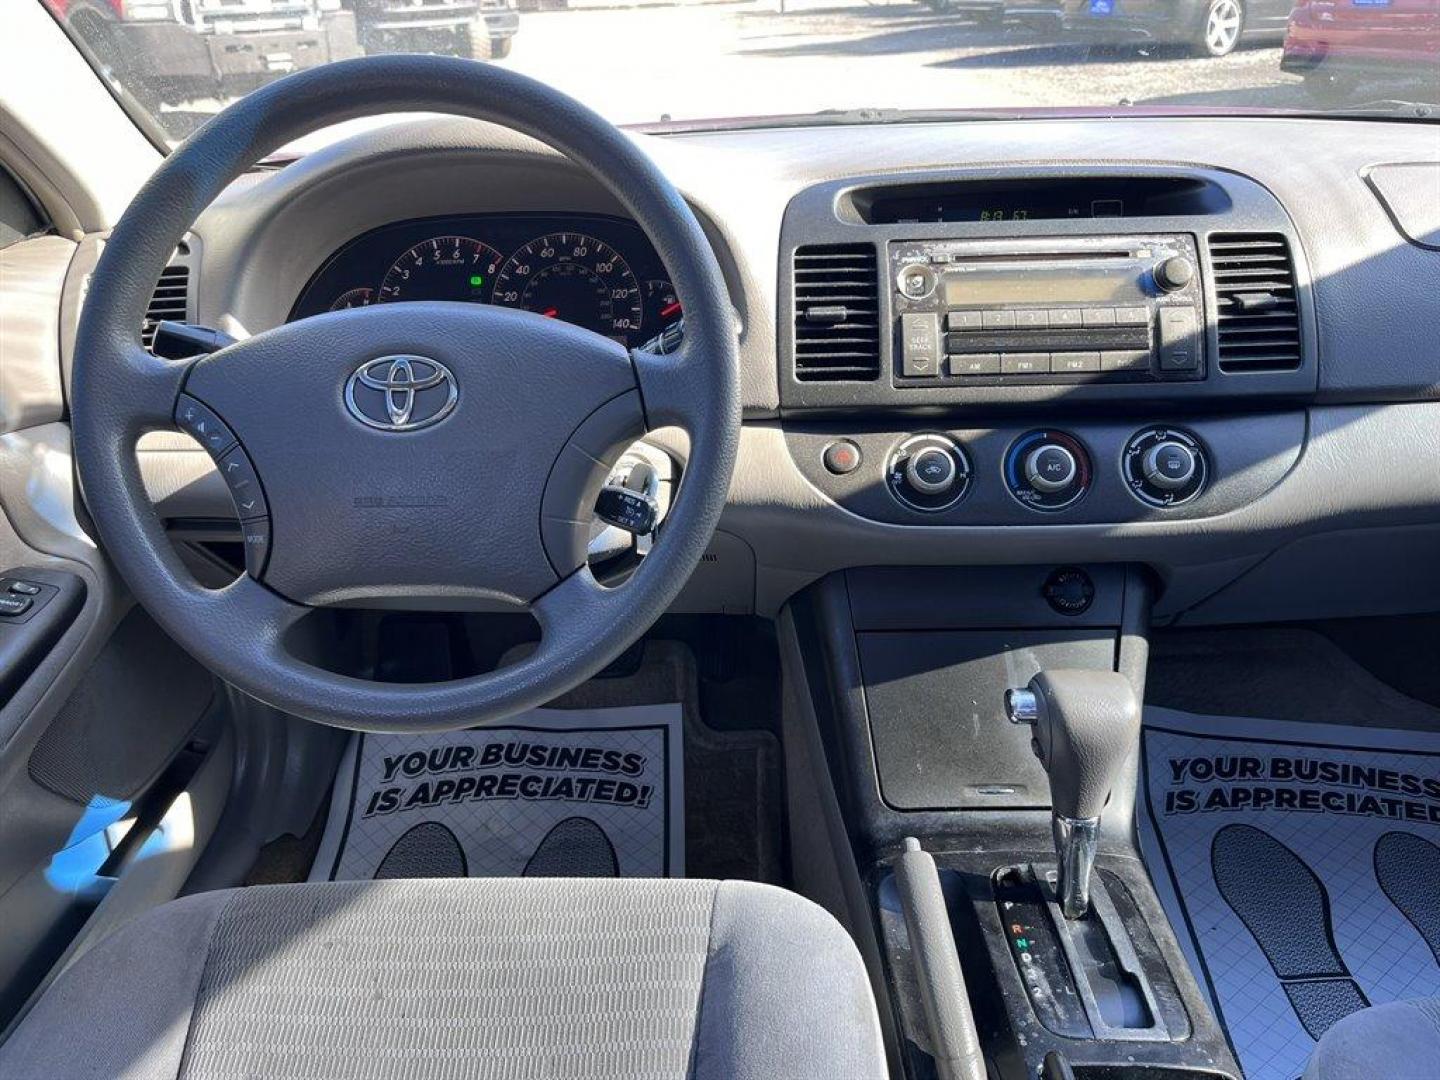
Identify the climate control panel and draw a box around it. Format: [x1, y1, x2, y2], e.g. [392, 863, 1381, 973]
[787, 413, 1302, 528]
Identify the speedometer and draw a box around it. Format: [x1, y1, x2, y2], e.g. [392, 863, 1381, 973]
[378, 236, 504, 304]
[492, 233, 643, 342]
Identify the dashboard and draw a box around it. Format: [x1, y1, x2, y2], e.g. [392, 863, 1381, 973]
[113, 114, 1440, 628]
[289, 212, 679, 348]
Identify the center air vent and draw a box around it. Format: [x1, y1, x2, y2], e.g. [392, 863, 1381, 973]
[792, 244, 880, 382]
[141, 241, 193, 351]
[1208, 233, 1301, 373]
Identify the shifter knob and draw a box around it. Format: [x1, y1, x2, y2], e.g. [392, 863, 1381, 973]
[1006, 670, 1141, 918]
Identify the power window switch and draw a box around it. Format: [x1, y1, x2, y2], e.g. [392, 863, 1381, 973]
[7, 581, 42, 596]
[0, 595, 33, 617]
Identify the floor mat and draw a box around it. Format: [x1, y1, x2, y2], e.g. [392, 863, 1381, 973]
[1138, 707, 1440, 1080]
[310, 703, 684, 882]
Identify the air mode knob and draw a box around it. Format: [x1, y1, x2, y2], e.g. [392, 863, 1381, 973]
[1153, 255, 1195, 293]
[1142, 441, 1198, 491]
[1123, 426, 1208, 507]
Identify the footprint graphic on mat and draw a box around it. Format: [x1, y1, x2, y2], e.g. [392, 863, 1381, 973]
[523, 817, 619, 877]
[1374, 831, 1440, 966]
[374, 821, 468, 879]
[1211, 823, 1370, 1040]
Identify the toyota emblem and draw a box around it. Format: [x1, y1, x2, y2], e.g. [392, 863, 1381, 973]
[344, 356, 457, 432]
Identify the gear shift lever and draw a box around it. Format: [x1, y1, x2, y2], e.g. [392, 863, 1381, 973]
[1005, 670, 1140, 919]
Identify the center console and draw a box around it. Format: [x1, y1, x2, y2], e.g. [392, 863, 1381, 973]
[788, 566, 1240, 1080]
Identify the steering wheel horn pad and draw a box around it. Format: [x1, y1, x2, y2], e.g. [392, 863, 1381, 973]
[70, 56, 739, 733]
[183, 302, 637, 608]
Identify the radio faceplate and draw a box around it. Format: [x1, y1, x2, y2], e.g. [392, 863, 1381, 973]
[891, 234, 1205, 388]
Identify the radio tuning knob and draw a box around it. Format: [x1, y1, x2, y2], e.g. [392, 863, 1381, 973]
[1153, 255, 1195, 293]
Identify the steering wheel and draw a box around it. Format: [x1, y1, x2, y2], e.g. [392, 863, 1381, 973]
[71, 56, 739, 733]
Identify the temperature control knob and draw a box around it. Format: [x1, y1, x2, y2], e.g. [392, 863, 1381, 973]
[1124, 427, 1207, 507]
[887, 434, 971, 512]
[1153, 255, 1195, 293]
[1006, 431, 1091, 512]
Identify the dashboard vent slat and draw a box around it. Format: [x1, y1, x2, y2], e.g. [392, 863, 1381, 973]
[792, 244, 880, 382]
[1208, 233, 1302, 374]
[142, 264, 191, 350]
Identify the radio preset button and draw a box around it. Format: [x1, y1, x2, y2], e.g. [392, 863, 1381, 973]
[1013, 309, 1049, 329]
[951, 353, 1001, 376]
[1047, 309, 1084, 328]
[1081, 307, 1117, 327]
[946, 311, 984, 331]
[982, 310, 1017, 330]
[1053, 352, 1101, 374]
[900, 313, 941, 377]
[1114, 307, 1150, 326]
[1002, 353, 1050, 375]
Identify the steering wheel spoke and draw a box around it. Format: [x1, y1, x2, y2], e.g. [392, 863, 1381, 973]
[120, 341, 201, 431]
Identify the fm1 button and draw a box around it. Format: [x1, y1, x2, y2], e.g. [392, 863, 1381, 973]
[823, 440, 862, 475]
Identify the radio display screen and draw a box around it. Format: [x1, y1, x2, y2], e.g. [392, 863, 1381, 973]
[942, 265, 1143, 305]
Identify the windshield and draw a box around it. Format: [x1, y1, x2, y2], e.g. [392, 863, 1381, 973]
[44, 0, 1439, 144]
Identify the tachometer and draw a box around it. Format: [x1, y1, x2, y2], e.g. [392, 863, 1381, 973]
[378, 236, 504, 304]
[492, 233, 642, 342]
[329, 287, 374, 311]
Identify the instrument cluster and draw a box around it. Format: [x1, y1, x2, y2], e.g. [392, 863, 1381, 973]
[289, 213, 680, 348]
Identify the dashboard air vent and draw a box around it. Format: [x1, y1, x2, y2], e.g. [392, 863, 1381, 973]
[792, 244, 880, 382]
[1208, 233, 1301, 373]
[141, 242, 193, 350]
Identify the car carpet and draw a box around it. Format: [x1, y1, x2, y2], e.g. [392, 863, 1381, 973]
[292, 640, 781, 885]
[1138, 706, 1440, 1080]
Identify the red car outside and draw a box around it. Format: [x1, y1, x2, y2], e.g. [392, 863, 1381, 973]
[1282, 0, 1440, 102]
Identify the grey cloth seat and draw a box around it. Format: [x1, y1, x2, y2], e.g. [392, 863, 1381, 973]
[0, 878, 886, 1080]
[1303, 997, 1440, 1080]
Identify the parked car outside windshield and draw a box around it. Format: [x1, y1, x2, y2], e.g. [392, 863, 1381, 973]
[42, 0, 1440, 147]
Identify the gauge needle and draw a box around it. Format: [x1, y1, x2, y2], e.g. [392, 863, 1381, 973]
[660, 301, 683, 319]
[541, 307, 559, 318]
